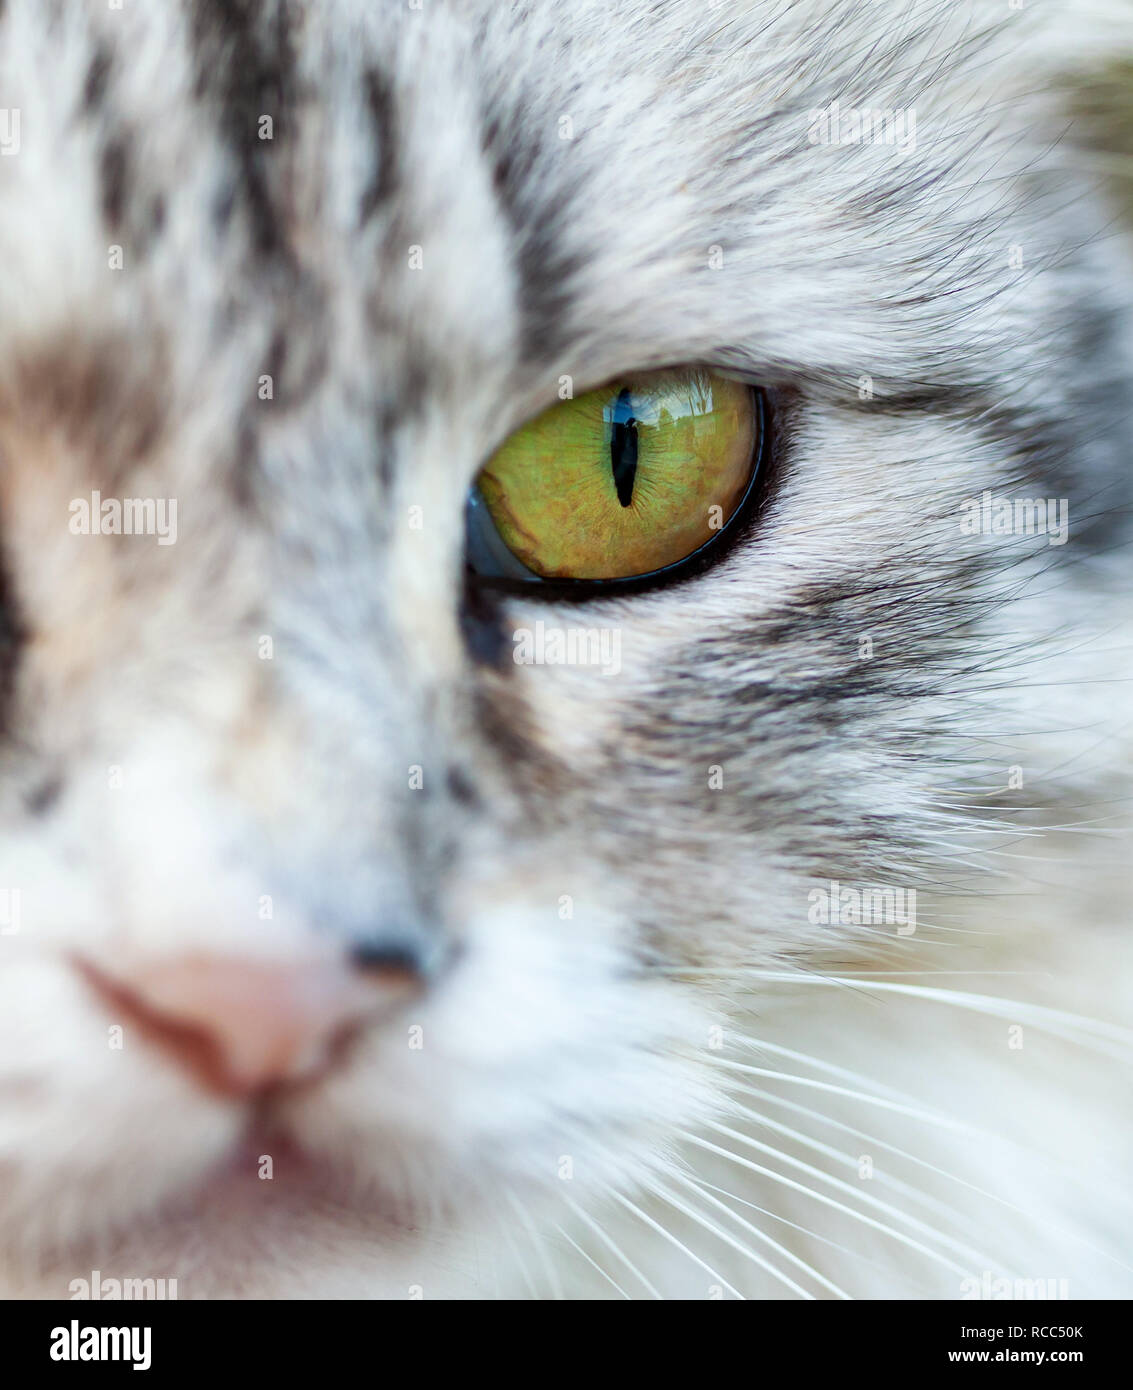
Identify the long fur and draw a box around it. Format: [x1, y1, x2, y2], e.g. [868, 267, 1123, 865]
[0, 0, 1131, 1298]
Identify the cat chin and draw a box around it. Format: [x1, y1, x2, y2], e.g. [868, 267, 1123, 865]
[1, 1198, 489, 1300]
[0, 1131, 493, 1299]
[0, 1089, 675, 1298]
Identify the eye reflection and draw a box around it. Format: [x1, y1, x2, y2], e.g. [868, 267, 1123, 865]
[609, 388, 639, 508]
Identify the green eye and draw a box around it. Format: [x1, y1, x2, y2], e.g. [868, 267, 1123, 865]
[466, 369, 763, 583]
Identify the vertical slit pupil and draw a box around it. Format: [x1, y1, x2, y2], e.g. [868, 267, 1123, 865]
[610, 387, 638, 508]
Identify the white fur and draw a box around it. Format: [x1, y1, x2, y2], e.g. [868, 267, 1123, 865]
[0, 0, 1130, 1298]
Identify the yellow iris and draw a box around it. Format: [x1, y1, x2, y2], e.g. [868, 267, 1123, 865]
[475, 369, 758, 580]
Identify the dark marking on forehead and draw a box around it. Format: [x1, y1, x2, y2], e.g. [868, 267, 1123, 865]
[259, 272, 332, 409]
[228, 417, 261, 512]
[76, 41, 165, 254]
[358, 67, 400, 227]
[481, 106, 583, 367]
[373, 354, 431, 491]
[446, 765, 480, 809]
[82, 44, 114, 114]
[189, 0, 300, 260]
[99, 135, 130, 231]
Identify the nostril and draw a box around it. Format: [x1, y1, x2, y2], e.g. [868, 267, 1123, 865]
[348, 937, 426, 978]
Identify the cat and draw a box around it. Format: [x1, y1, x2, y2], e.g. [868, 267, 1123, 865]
[0, 0, 1131, 1299]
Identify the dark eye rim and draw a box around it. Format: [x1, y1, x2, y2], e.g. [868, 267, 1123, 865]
[466, 384, 776, 602]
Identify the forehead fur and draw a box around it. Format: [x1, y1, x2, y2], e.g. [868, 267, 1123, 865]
[0, 0, 1123, 407]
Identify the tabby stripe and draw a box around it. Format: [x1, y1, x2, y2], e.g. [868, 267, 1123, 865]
[187, 0, 300, 259]
[358, 67, 400, 226]
[481, 105, 583, 367]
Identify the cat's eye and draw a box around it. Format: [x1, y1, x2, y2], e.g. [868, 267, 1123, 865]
[465, 368, 765, 585]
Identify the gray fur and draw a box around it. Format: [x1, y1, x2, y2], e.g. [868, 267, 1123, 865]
[0, 0, 1131, 1297]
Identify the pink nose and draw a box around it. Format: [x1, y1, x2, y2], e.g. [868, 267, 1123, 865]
[75, 952, 411, 1098]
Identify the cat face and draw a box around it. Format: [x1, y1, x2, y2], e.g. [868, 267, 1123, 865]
[0, 1, 1129, 1293]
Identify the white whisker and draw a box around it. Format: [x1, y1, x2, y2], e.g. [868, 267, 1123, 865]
[559, 1192, 663, 1300]
[666, 1169, 852, 1298]
[690, 1175, 937, 1294]
[722, 1094, 981, 1231]
[494, 1203, 540, 1300]
[552, 1225, 631, 1299]
[639, 1172, 815, 1299]
[707, 1057, 970, 1132]
[610, 1189, 746, 1299]
[706, 974, 1133, 1058]
[703, 1118, 1004, 1272]
[681, 1129, 985, 1279]
[505, 1190, 564, 1301]
[728, 1034, 930, 1104]
[731, 1086, 1133, 1272]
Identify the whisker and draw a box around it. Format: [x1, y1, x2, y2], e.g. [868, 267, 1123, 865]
[728, 1034, 929, 1104]
[666, 1169, 852, 1298]
[703, 1118, 1004, 1272]
[690, 1175, 938, 1294]
[505, 1190, 564, 1301]
[732, 1084, 1133, 1273]
[559, 1192, 663, 1300]
[552, 1224, 631, 1299]
[721, 1094, 981, 1233]
[493, 1202, 540, 1300]
[706, 1057, 971, 1132]
[681, 1129, 987, 1279]
[639, 1172, 815, 1299]
[610, 1189, 746, 1299]
[703, 973, 1133, 1059]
